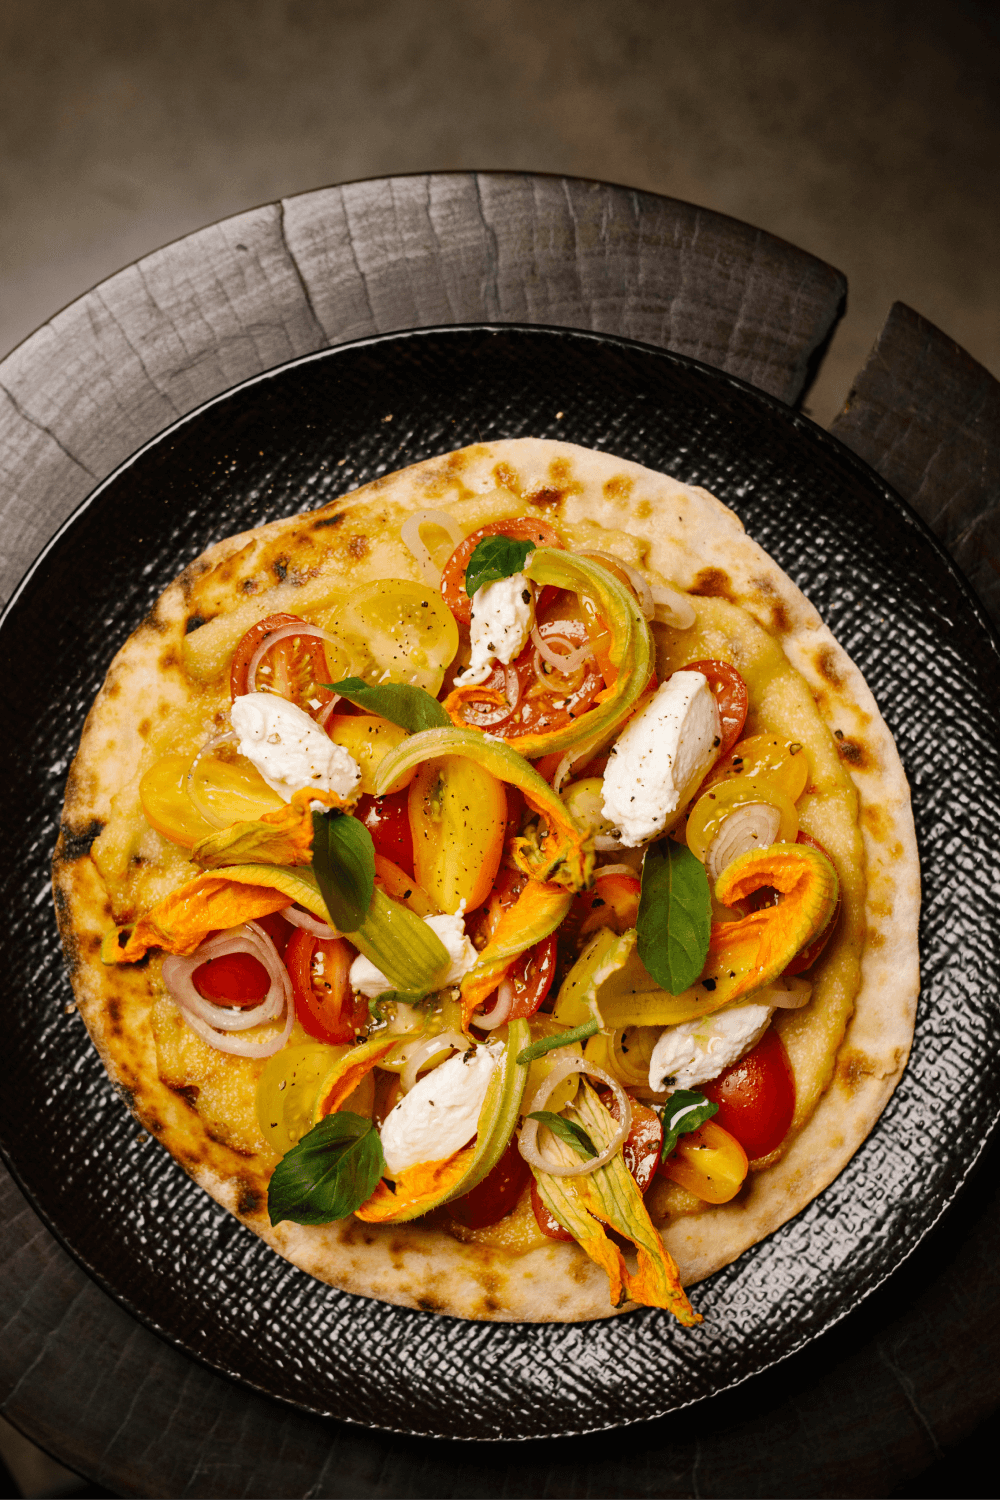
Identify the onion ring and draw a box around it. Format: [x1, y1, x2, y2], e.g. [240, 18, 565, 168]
[475, 977, 515, 1031]
[518, 1057, 632, 1177]
[530, 625, 595, 677]
[161, 921, 294, 1057]
[398, 1030, 470, 1094]
[650, 583, 696, 630]
[281, 904, 339, 940]
[247, 622, 346, 695]
[400, 510, 466, 587]
[574, 550, 655, 619]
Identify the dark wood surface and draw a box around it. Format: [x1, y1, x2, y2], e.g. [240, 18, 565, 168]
[1, 171, 997, 1498]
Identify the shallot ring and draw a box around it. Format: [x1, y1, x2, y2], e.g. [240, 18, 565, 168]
[518, 1056, 631, 1177]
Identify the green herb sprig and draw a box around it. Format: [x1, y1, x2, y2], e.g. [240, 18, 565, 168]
[516, 1019, 599, 1065]
[636, 840, 711, 994]
[311, 809, 375, 933]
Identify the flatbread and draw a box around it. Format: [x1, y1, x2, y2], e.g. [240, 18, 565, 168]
[53, 439, 920, 1322]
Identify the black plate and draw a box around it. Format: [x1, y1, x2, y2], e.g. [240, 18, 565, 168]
[1, 326, 998, 1442]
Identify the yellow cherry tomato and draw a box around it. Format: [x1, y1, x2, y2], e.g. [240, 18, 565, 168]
[408, 755, 507, 914]
[686, 775, 799, 864]
[658, 1119, 748, 1203]
[706, 734, 809, 802]
[324, 713, 415, 795]
[256, 1042, 347, 1155]
[346, 580, 459, 695]
[140, 753, 283, 848]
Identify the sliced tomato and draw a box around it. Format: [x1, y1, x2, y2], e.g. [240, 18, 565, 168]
[253, 909, 294, 959]
[680, 659, 748, 763]
[440, 519, 563, 626]
[470, 865, 527, 949]
[446, 1139, 530, 1229]
[702, 1026, 795, 1159]
[453, 618, 605, 740]
[507, 934, 558, 1020]
[355, 790, 414, 877]
[285, 928, 364, 1044]
[783, 832, 841, 974]
[193, 951, 271, 1007]
[559, 871, 641, 970]
[656, 1118, 749, 1202]
[229, 612, 336, 715]
[530, 1177, 575, 1240]
[530, 1091, 662, 1239]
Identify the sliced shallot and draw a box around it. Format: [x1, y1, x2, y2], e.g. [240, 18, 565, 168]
[161, 921, 294, 1058]
[281, 904, 339, 940]
[575, 550, 655, 619]
[476, 977, 515, 1030]
[186, 729, 238, 828]
[400, 509, 466, 587]
[530, 625, 594, 677]
[399, 1030, 470, 1094]
[705, 803, 783, 884]
[518, 1056, 632, 1177]
[247, 621, 346, 694]
[650, 583, 696, 630]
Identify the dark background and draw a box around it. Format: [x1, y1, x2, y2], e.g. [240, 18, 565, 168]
[1, 2, 998, 1494]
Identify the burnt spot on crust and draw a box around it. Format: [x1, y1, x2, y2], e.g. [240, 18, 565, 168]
[493, 462, 520, 494]
[526, 487, 563, 511]
[838, 736, 870, 769]
[603, 475, 634, 502]
[273, 558, 289, 583]
[568, 1254, 592, 1284]
[240, 578, 259, 595]
[170, 1083, 201, 1110]
[348, 534, 369, 559]
[837, 1049, 878, 1094]
[749, 575, 791, 634]
[236, 1179, 262, 1216]
[107, 997, 122, 1027]
[867, 928, 886, 949]
[816, 646, 844, 687]
[159, 648, 179, 671]
[57, 818, 105, 862]
[690, 567, 734, 600]
[635, 499, 652, 520]
[862, 805, 890, 842]
[185, 613, 207, 634]
[417, 1295, 445, 1313]
[313, 512, 346, 530]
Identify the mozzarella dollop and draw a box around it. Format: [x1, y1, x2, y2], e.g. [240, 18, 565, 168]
[648, 1002, 774, 1093]
[230, 693, 361, 801]
[380, 1043, 500, 1175]
[601, 671, 721, 846]
[348, 911, 478, 999]
[454, 573, 535, 686]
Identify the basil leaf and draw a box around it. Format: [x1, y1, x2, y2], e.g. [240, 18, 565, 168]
[311, 810, 375, 933]
[516, 1019, 598, 1065]
[659, 1089, 718, 1162]
[326, 677, 451, 732]
[527, 1111, 598, 1160]
[637, 841, 711, 994]
[268, 1112, 385, 1225]
[465, 536, 535, 599]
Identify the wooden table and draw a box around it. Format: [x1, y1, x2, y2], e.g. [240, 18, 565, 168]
[2, 172, 997, 1499]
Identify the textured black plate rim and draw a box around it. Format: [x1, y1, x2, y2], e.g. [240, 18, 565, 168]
[2, 322, 998, 1442]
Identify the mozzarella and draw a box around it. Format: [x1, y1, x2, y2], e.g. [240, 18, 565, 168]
[230, 693, 361, 801]
[601, 671, 721, 846]
[454, 573, 535, 686]
[648, 1002, 774, 1092]
[349, 911, 478, 998]
[380, 1043, 500, 1175]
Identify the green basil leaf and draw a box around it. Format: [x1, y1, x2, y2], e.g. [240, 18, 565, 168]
[516, 1019, 598, 1065]
[659, 1089, 719, 1162]
[527, 1111, 598, 1159]
[465, 536, 535, 599]
[637, 840, 711, 994]
[326, 677, 451, 732]
[267, 1112, 385, 1225]
[311, 810, 375, 933]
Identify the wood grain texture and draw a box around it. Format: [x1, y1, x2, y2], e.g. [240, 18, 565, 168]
[831, 301, 1000, 626]
[0, 172, 845, 610]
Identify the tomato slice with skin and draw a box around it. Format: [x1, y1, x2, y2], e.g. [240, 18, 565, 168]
[506, 934, 558, 1020]
[229, 612, 335, 714]
[440, 519, 563, 626]
[657, 1117, 748, 1203]
[454, 617, 605, 740]
[446, 1138, 530, 1229]
[193, 951, 271, 1007]
[530, 1093, 662, 1239]
[702, 1026, 795, 1159]
[355, 790, 415, 877]
[285, 928, 364, 1044]
[680, 659, 748, 764]
[253, 909, 294, 959]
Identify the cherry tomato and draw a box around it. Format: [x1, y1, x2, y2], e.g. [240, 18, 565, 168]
[470, 866, 527, 949]
[530, 1092, 662, 1239]
[702, 1026, 795, 1159]
[285, 928, 363, 1044]
[657, 1118, 749, 1202]
[530, 1177, 575, 1240]
[193, 952, 270, 1007]
[440, 519, 563, 626]
[229, 612, 335, 714]
[355, 790, 414, 876]
[680, 659, 748, 763]
[446, 1139, 530, 1229]
[558, 871, 641, 972]
[454, 618, 605, 740]
[507, 935, 558, 1020]
[254, 909, 294, 959]
[783, 832, 841, 974]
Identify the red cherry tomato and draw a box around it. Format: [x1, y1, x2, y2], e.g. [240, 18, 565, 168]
[229, 612, 335, 715]
[702, 1026, 795, 1159]
[253, 910, 294, 959]
[784, 832, 841, 974]
[285, 928, 363, 1044]
[354, 790, 414, 877]
[680, 659, 749, 762]
[192, 951, 270, 1008]
[446, 1139, 530, 1229]
[530, 1093, 662, 1239]
[507, 935, 558, 1020]
[563, 871, 641, 949]
[440, 519, 563, 626]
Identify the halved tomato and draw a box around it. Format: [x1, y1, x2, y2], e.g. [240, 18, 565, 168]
[355, 789, 415, 876]
[657, 1118, 748, 1203]
[680, 659, 749, 763]
[229, 612, 336, 714]
[193, 951, 270, 1007]
[446, 1138, 529, 1229]
[702, 1026, 795, 1159]
[452, 617, 605, 740]
[408, 754, 507, 913]
[440, 518, 563, 625]
[285, 928, 365, 1044]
